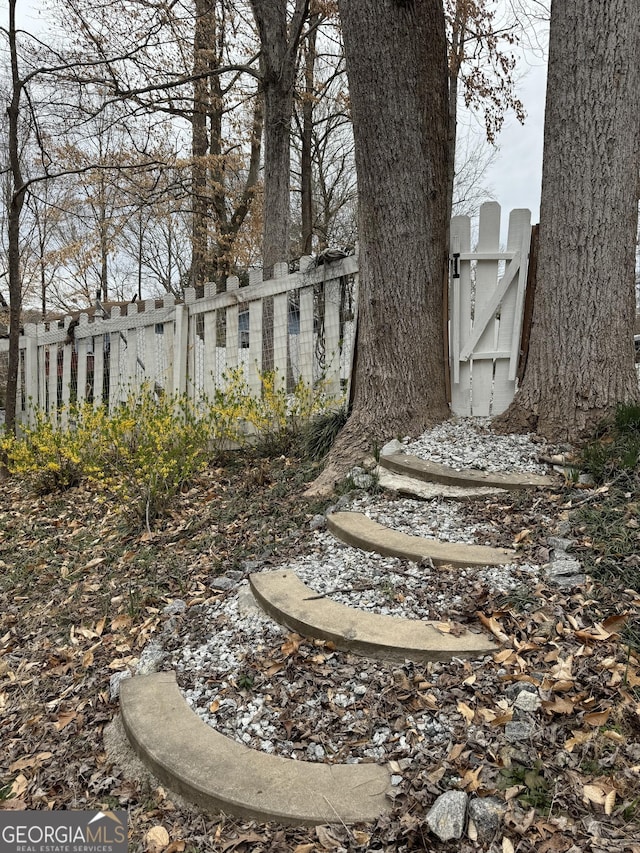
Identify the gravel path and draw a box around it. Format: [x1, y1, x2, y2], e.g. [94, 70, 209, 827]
[401, 417, 558, 474]
[152, 418, 560, 766]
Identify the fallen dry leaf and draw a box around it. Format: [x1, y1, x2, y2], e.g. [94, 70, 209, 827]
[461, 766, 483, 792]
[584, 708, 611, 726]
[9, 752, 53, 773]
[457, 701, 475, 723]
[478, 612, 511, 644]
[315, 825, 343, 850]
[10, 775, 28, 798]
[0, 799, 27, 810]
[53, 711, 77, 731]
[564, 730, 594, 752]
[145, 826, 170, 853]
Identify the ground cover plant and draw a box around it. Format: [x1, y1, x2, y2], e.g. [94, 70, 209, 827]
[1, 407, 640, 851]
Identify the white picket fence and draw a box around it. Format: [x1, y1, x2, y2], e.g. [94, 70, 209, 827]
[6, 255, 358, 426]
[3, 204, 532, 426]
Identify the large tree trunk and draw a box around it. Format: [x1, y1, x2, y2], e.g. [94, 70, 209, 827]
[497, 0, 640, 441]
[308, 0, 450, 494]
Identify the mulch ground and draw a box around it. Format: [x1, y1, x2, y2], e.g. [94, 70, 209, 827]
[1, 450, 640, 853]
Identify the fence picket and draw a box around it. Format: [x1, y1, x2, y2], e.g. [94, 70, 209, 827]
[493, 209, 531, 412]
[324, 275, 341, 396]
[75, 313, 89, 407]
[22, 324, 37, 423]
[472, 202, 501, 417]
[450, 215, 472, 415]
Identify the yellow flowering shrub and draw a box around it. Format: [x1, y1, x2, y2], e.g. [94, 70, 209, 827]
[2, 372, 341, 526]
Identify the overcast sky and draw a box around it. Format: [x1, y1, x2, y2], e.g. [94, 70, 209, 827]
[484, 61, 548, 225]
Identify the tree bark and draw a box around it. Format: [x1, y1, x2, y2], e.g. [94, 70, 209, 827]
[496, 0, 640, 441]
[250, 0, 309, 273]
[308, 0, 450, 493]
[191, 0, 216, 289]
[300, 13, 319, 256]
[5, 0, 26, 433]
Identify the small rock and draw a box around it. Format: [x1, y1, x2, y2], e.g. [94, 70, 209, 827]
[380, 439, 404, 457]
[237, 587, 261, 615]
[426, 790, 468, 842]
[514, 690, 541, 712]
[504, 682, 538, 700]
[210, 576, 235, 591]
[546, 558, 585, 587]
[110, 670, 131, 701]
[310, 514, 326, 530]
[505, 720, 534, 743]
[349, 466, 375, 489]
[226, 570, 243, 581]
[162, 599, 186, 616]
[579, 473, 594, 485]
[467, 797, 505, 843]
[390, 775, 403, 786]
[241, 559, 262, 573]
[136, 639, 164, 675]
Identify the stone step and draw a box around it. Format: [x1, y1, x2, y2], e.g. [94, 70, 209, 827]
[377, 466, 507, 501]
[120, 671, 391, 826]
[249, 570, 498, 662]
[327, 511, 514, 568]
[379, 451, 556, 491]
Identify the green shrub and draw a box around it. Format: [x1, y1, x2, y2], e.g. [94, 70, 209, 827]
[303, 405, 349, 460]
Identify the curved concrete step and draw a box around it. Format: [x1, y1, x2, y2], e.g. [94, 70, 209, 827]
[249, 570, 498, 662]
[121, 671, 391, 826]
[327, 511, 514, 568]
[377, 466, 507, 501]
[379, 451, 556, 491]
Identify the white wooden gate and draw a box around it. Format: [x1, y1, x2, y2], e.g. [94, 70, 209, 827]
[449, 202, 531, 417]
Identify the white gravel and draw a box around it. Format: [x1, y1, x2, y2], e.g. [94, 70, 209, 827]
[148, 418, 555, 764]
[402, 417, 556, 474]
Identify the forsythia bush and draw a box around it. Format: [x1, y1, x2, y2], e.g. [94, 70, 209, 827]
[2, 372, 342, 526]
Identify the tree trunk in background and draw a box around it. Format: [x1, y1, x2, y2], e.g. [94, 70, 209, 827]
[496, 0, 640, 441]
[191, 0, 215, 289]
[5, 0, 26, 433]
[250, 0, 308, 273]
[308, 0, 450, 493]
[300, 12, 319, 256]
[250, 0, 308, 376]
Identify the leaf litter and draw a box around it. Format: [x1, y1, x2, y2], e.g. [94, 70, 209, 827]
[1, 449, 640, 851]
